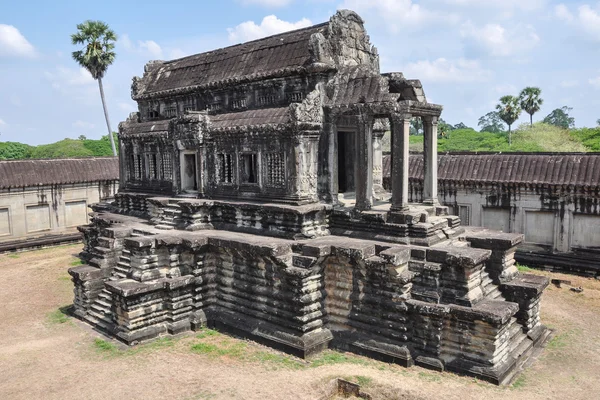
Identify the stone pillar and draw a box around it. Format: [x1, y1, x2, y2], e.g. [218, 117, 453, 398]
[354, 112, 374, 211]
[118, 138, 126, 191]
[372, 119, 388, 198]
[423, 116, 439, 205]
[321, 113, 339, 204]
[390, 113, 411, 211]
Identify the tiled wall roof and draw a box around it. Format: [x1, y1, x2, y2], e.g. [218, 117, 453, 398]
[0, 157, 119, 189]
[383, 153, 600, 188]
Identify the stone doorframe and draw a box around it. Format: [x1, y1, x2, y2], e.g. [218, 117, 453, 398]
[179, 150, 199, 193]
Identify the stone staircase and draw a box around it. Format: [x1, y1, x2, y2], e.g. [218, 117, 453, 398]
[481, 269, 504, 300]
[111, 248, 131, 280]
[84, 287, 115, 333]
[156, 202, 182, 230]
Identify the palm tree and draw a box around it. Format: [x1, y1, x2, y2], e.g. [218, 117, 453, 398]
[519, 87, 543, 126]
[496, 95, 521, 146]
[71, 20, 118, 156]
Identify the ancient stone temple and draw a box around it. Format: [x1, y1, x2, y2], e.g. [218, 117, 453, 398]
[69, 10, 549, 384]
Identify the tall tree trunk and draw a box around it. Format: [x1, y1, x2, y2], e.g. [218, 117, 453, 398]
[98, 78, 117, 156]
[530, 113, 533, 127]
[508, 125, 512, 146]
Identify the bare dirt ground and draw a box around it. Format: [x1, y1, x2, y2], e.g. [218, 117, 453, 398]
[1, 245, 599, 400]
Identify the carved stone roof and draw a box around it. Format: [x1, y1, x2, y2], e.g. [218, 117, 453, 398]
[120, 119, 170, 137]
[325, 65, 399, 107]
[210, 107, 291, 131]
[133, 23, 328, 100]
[0, 157, 119, 189]
[383, 153, 600, 189]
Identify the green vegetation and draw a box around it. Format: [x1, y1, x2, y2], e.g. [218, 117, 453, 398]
[511, 374, 527, 389]
[516, 263, 535, 273]
[47, 307, 70, 325]
[496, 95, 522, 145]
[0, 134, 118, 160]
[512, 123, 587, 152]
[94, 338, 119, 355]
[418, 371, 442, 382]
[543, 106, 575, 129]
[519, 87, 544, 127]
[70, 259, 85, 266]
[570, 127, 600, 151]
[0, 142, 33, 160]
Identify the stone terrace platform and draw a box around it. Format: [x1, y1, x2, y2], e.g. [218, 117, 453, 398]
[70, 209, 549, 385]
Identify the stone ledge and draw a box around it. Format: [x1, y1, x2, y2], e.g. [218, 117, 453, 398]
[465, 230, 524, 250]
[501, 273, 550, 297]
[408, 299, 519, 325]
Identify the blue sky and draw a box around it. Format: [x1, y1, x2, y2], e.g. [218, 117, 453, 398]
[1, 0, 599, 145]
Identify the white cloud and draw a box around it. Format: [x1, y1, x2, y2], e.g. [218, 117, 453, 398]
[72, 120, 95, 129]
[0, 118, 6, 126]
[555, 4, 600, 41]
[228, 15, 312, 42]
[339, 0, 449, 31]
[460, 21, 539, 57]
[444, 0, 546, 11]
[578, 4, 600, 40]
[46, 66, 95, 87]
[120, 34, 164, 58]
[168, 48, 189, 59]
[589, 74, 600, 89]
[121, 34, 133, 51]
[0, 24, 36, 58]
[560, 80, 579, 88]
[139, 40, 163, 58]
[239, 0, 293, 6]
[555, 4, 574, 22]
[402, 58, 491, 83]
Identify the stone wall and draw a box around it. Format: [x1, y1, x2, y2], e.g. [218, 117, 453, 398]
[0, 181, 118, 244]
[428, 185, 600, 275]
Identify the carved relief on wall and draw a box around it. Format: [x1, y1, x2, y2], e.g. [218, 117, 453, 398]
[290, 89, 323, 125]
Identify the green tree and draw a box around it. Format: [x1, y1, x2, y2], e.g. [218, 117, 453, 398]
[410, 117, 423, 135]
[496, 95, 522, 146]
[71, 20, 118, 156]
[478, 111, 505, 133]
[78, 135, 87, 140]
[453, 122, 471, 130]
[518, 87, 543, 126]
[0, 142, 33, 160]
[596, 118, 600, 126]
[438, 118, 454, 138]
[542, 106, 575, 129]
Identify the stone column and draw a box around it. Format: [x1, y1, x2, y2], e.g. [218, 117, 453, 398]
[354, 112, 374, 211]
[423, 116, 439, 205]
[118, 139, 127, 191]
[372, 119, 388, 198]
[390, 113, 411, 211]
[321, 112, 339, 204]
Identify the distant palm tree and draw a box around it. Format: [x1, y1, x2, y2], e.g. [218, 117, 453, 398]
[519, 87, 543, 127]
[71, 20, 117, 156]
[496, 95, 522, 146]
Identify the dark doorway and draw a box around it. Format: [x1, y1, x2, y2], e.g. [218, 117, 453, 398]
[182, 153, 198, 191]
[337, 131, 354, 193]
